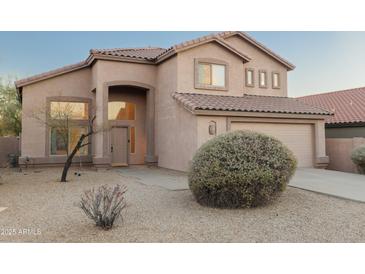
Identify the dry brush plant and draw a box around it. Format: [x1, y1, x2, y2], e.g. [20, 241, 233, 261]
[79, 184, 127, 230]
[351, 145, 365, 174]
[188, 130, 297, 208]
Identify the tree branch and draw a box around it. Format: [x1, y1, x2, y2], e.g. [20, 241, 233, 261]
[80, 142, 91, 148]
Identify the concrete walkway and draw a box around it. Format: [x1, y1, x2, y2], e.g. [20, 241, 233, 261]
[117, 165, 189, 190]
[117, 166, 365, 202]
[289, 168, 365, 203]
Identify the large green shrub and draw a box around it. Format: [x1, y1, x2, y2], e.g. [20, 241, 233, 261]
[188, 130, 297, 208]
[351, 145, 365, 174]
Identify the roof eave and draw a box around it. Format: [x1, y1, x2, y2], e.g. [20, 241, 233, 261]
[15, 59, 92, 88]
[92, 53, 156, 64]
[222, 31, 296, 70]
[191, 109, 330, 119]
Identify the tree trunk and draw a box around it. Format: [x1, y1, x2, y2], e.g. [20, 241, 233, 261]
[60, 134, 88, 182]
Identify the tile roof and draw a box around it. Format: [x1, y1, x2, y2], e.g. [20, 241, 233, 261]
[298, 87, 365, 125]
[15, 60, 89, 87]
[172, 92, 331, 115]
[15, 31, 295, 88]
[90, 47, 166, 61]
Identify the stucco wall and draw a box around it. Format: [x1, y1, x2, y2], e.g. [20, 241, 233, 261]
[21, 68, 93, 159]
[197, 116, 227, 147]
[176, 38, 288, 97]
[177, 42, 244, 96]
[156, 56, 198, 171]
[196, 114, 328, 168]
[326, 137, 365, 173]
[91, 60, 157, 161]
[224, 36, 288, 97]
[326, 126, 365, 138]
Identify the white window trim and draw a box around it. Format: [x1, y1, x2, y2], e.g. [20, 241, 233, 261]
[259, 70, 268, 88]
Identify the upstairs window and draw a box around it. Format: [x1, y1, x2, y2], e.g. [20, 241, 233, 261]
[259, 70, 267, 88]
[272, 72, 280, 89]
[245, 68, 254, 87]
[195, 59, 228, 90]
[108, 101, 136, 120]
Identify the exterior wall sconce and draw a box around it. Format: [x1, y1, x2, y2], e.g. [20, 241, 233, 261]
[208, 121, 217, 135]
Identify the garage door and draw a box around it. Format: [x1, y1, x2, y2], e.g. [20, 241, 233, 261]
[230, 122, 314, 167]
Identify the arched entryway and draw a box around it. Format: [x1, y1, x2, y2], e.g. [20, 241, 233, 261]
[93, 81, 156, 167]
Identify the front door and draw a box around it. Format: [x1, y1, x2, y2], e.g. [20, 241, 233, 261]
[111, 127, 129, 166]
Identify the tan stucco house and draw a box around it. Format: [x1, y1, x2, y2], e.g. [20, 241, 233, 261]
[15, 31, 331, 171]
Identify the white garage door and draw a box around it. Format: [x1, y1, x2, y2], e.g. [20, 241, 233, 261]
[230, 122, 314, 167]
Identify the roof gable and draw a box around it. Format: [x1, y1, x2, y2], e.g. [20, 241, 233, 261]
[155, 34, 251, 63]
[221, 32, 295, 70]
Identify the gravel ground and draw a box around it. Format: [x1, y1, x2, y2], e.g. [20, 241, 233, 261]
[0, 167, 364, 242]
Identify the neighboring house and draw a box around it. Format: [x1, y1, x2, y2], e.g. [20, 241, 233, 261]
[299, 87, 365, 173]
[15, 31, 331, 171]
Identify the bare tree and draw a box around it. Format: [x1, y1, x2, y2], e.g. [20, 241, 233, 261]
[31, 103, 103, 182]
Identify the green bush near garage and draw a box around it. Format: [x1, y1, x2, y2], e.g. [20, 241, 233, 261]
[188, 130, 297, 208]
[351, 145, 365, 174]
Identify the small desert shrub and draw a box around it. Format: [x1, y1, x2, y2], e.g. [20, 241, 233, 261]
[79, 184, 127, 230]
[351, 145, 365, 174]
[188, 130, 297, 208]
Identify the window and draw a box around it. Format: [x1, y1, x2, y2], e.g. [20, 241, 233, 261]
[48, 99, 89, 156]
[108, 101, 136, 120]
[195, 59, 227, 90]
[130, 127, 135, 153]
[50, 126, 88, 156]
[259, 70, 267, 88]
[198, 63, 225, 87]
[245, 68, 254, 87]
[50, 101, 88, 120]
[272, 72, 280, 89]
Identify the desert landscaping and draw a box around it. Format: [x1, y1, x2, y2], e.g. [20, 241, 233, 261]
[0, 167, 364, 243]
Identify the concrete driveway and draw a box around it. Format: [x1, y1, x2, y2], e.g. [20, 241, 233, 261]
[289, 168, 365, 203]
[117, 166, 365, 202]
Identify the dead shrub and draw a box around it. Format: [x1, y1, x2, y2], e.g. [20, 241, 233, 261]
[79, 184, 127, 230]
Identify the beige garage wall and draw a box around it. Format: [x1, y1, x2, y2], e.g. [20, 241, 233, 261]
[196, 115, 328, 169]
[230, 122, 314, 167]
[326, 137, 365, 173]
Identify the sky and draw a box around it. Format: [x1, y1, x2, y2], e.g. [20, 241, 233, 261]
[1, 31, 365, 97]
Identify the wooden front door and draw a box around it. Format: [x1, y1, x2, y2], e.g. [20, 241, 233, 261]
[111, 127, 129, 166]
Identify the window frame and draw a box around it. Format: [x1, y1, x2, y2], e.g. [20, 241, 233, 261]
[194, 58, 229, 91]
[259, 70, 268, 88]
[245, 68, 255, 87]
[272, 71, 281, 89]
[45, 96, 92, 158]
